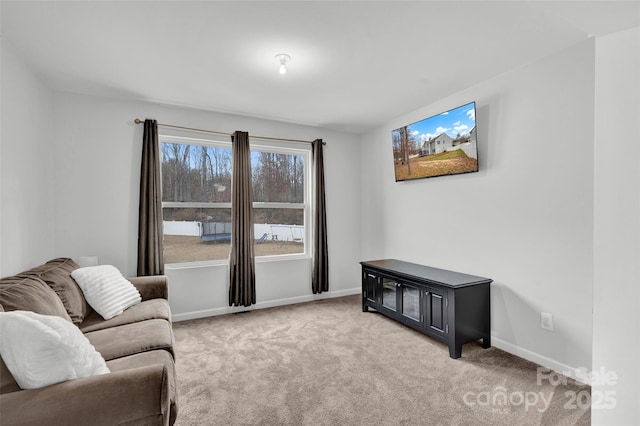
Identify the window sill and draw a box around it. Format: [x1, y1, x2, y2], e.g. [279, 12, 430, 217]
[164, 253, 310, 270]
[164, 259, 228, 270]
[255, 253, 310, 263]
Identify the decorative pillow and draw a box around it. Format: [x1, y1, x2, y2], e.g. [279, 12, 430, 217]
[71, 265, 141, 320]
[0, 311, 110, 389]
[26, 258, 91, 324]
[0, 275, 73, 322]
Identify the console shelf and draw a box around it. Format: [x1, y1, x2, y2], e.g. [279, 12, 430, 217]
[360, 259, 492, 358]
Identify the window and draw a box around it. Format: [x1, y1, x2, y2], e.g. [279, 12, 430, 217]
[160, 135, 310, 266]
[251, 145, 308, 259]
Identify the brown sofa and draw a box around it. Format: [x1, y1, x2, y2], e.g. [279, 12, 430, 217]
[0, 258, 177, 426]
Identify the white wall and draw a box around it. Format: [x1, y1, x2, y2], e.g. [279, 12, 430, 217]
[361, 40, 596, 378]
[0, 40, 56, 276]
[51, 92, 362, 318]
[593, 27, 640, 426]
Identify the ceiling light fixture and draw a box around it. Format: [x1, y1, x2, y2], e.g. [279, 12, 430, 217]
[275, 53, 291, 75]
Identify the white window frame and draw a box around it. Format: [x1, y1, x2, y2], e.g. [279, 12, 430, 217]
[159, 134, 311, 267]
[250, 140, 311, 263]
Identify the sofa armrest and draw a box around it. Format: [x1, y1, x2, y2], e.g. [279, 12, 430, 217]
[129, 275, 169, 301]
[0, 364, 171, 426]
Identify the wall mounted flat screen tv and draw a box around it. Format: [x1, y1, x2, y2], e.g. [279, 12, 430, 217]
[392, 101, 478, 181]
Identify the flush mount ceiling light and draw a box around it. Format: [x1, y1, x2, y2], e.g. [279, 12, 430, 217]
[275, 53, 291, 75]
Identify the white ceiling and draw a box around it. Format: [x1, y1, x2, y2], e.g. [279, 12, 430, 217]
[2, 1, 639, 134]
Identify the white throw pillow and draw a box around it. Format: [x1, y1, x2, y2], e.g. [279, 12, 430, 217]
[71, 265, 142, 320]
[0, 311, 110, 389]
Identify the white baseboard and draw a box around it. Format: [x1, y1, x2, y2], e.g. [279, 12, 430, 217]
[492, 336, 590, 385]
[172, 287, 361, 322]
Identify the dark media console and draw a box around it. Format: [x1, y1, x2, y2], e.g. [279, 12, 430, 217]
[360, 259, 492, 358]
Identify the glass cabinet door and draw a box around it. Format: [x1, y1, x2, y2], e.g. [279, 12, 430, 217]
[401, 285, 420, 322]
[381, 277, 397, 311]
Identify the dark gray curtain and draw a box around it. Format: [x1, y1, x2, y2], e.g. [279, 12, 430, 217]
[312, 139, 329, 294]
[229, 131, 256, 307]
[137, 119, 164, 276]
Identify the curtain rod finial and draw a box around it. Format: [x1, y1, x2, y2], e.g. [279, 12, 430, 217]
[134, 118, 144, 124]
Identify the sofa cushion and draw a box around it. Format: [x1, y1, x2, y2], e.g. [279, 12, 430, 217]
[107, 350, 178, 425]
[85, 318, 174, 361]
[0, 357, 20, 394]
[71, 265, 141, 320]
[26, 258, 91, 324]
[0, 275, 72, 322]
[0, 311, 110, 389]
[79, 298, 171, 333]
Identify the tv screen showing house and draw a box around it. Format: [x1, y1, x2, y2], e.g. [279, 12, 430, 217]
[391, 101, 478, 181]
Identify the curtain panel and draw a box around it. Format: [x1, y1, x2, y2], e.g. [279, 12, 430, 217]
[229, 131, 256, 307]
[137, 119, 165, 276]
[312, 139, 329, 294]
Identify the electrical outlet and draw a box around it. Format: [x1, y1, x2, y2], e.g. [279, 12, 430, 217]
[541, 312, 554, 331]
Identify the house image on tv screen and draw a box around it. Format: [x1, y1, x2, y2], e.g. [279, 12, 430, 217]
[391, 101, 478, 181]
[420, 127, 477, 158]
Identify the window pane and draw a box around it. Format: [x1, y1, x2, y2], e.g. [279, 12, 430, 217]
[254, 208, 304, 256]
[251, 151, 304, 203]
[161, 142, 232, 203]
[163, 208, 231, 263]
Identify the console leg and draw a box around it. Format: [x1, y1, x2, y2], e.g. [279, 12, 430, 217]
[449, 343, 462, 359]
[362, 304, 368, 312]
[482, 335, 491, 349]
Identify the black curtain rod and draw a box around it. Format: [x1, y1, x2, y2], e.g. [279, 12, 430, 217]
[133, 118, 325, 145]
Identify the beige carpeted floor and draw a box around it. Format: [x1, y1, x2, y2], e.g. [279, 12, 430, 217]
[173, 295, 590, 425]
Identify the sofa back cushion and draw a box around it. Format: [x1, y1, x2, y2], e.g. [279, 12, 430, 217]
[0, 303, 18, 394]
[0, 356, 20, 394]
[0, 275, 72, 322]
[25, 258, 92, 324]
[0, 300, 20, 394]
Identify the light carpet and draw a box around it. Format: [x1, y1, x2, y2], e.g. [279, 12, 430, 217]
[173, 295, 590, 425]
